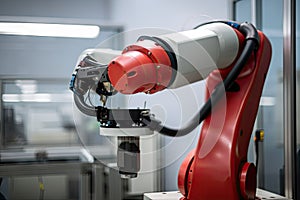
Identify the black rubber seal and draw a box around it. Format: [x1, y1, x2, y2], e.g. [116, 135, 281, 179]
[137, 35, 178, 87]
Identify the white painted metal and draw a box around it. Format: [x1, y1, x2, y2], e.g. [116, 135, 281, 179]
[158, 22, 239, 89]
[144, 189, 291, 200]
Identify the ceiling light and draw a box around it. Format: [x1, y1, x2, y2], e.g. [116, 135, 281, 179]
[0, 22, 100, 38]
[2, 93, 72, 103]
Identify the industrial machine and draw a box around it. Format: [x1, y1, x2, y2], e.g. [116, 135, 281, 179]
[70, 21, 272, 199]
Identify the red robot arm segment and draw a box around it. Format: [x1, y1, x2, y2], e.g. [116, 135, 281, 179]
[178, 30, 272, 200]
[108, 39, 173, 94]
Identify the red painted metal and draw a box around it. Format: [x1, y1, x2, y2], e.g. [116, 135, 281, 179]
[178, 150, 195, 196]
[107, 41, 172, 94]
[178, 31, 272, 200]
[240, 162, 257, 199]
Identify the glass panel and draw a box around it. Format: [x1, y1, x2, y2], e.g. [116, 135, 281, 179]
[1, 78, 116, 150]
[235, 0, 284, 195]
[1, 79, 77, 147]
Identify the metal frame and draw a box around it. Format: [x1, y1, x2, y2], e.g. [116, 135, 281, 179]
[251, 0, 265, 188]
[91, 164, 105, 200]
[0, 162, 91, 177]
[251, 0, 262, 30]
[0, 77, 75, 149]
[283, 0, 297, 199]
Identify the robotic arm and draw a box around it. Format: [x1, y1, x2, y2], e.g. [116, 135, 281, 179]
[107, 22, 239, 94]
[70, 21, 271, 199]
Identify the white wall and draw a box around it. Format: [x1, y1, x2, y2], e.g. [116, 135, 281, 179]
[0, 0, 110, 20]
[108, 0, 232, 191]
[109, 0, 232, 30]
[0, 0, 114, 78]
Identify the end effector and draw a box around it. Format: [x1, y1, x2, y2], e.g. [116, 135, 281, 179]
[69, 49, 120, 110]
[69, 49, 152, 178]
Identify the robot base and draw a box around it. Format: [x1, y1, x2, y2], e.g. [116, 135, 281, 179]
[144, 189, 291, 200]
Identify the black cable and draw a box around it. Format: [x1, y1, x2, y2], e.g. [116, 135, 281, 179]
[74, 94, 97, 117]
[142, 22, 259, 137]
[83, 55, 106, 67]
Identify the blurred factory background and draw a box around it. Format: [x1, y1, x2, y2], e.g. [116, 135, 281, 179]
[0, 0, 299, 200]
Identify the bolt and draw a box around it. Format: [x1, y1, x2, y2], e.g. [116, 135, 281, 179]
[148, 52, 152, 56]
[157, 65, 160, 69]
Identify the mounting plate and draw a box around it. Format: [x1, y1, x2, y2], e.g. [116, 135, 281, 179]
[143, 189, 291, 200]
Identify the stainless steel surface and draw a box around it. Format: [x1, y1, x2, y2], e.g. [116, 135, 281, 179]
[256, 189, 291, 200]
[143, 189, 291, 200]
[0, 146, 94, 163]
[0, 162, 93, 200]
[80, 172, 91, 200]
[107, 163, 124, 200]
[155, 134, 164, 192]
[144, 191, 182, 200]
[0, 162, 91, 177]
[0, 159, 125, 200]
[92, 164, 105, 200]
[283, 0, 297, 199]
[0, 147, 105, 200]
